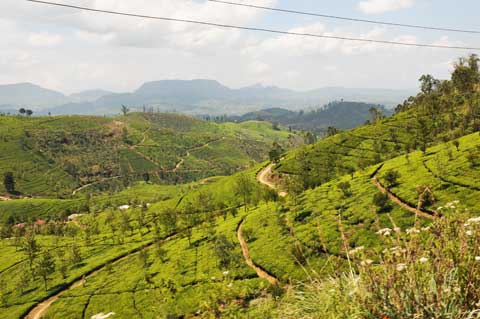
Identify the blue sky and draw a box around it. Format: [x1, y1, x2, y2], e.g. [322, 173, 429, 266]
[0, 0, 478, 93]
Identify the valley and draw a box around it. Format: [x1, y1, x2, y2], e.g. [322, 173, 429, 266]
[0, 53, 479, 318]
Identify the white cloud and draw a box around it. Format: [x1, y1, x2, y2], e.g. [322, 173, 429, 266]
[28, 32, 63, 48]
[0, 0, 466, 94]
[357, 0, 415, 14]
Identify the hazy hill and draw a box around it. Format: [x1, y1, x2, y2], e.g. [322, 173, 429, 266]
[230, 101, 393, 134]
[68, 89, 113, 103]
[0, 82, 67, 110]
[0, 80, 415, 115]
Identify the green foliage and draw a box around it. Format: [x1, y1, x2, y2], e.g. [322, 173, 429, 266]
[337, 181, 352, 197]
[3, 172, 14, 193]
[36, 250, 56, 290]
[372, 193, 391, 213]
[0, 113, 298, 197]
[383, 169, 400, 187]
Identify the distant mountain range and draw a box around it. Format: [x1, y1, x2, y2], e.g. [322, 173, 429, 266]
[0, 80, 416, 115]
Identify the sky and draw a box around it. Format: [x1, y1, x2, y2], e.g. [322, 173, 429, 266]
[0, 0, 479, 94]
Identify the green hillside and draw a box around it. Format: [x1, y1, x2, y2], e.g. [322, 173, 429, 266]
[276, 55, 480, 190]
[1, 126, 479, 318]
[0, 55, 479, 318]
[0, 112, 300, 198]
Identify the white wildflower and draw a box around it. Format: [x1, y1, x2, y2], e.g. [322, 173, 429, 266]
[437, 206, 443, 211]
[466, 230, 473, 236]
[223, 271, 229, 276]
[406, 228, 420, 235]
[211, 276, 216, 280]
[348, 246, 365, 256]
[464, 223, 470, 227]
[227, 283, 233, 288]
[419, 257, 429, 263]
[467, 217, 480, 224]
[475, 256, 480, 261]
[396, 263, 407, 271]
[377, 228, 392, 236]
[361, 259, 374, 266]
[421, 226, 431, 231]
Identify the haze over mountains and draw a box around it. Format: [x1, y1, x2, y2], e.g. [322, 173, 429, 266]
[0, 80, 415, 116]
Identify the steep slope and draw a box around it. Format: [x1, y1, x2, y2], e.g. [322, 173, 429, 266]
[274, 54, 480, 189]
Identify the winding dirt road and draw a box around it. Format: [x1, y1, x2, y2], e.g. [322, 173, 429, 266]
[256, 164, 287, 197]
[236, 219, 279, 286]
[24, 235, 175, 319]
[371, 176, 437, 220]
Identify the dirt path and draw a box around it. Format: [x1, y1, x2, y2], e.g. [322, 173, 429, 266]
[24, 235, 175, 319]
[256, 164, 287, 197]
[0, 196, 11, 201]
[72, 176, 121, 196]
[236, 219, 279, 286]
[371, 176, 437, 220]
[172, 137, 225, 172]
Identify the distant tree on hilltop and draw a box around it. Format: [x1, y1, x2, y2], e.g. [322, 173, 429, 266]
[121, 105, 130, 116]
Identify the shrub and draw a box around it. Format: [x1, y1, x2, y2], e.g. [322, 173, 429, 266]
[337, 181, 352, 197]
[372, 193, 391, 213]
[278, 202, 480, 319]
[383, 169, 400, 187]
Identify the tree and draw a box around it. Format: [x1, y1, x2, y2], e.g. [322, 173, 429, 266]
[18, 108, 26, 116]
[26, 109, 33, 116]
[3, 172, 15, 193]
[180, 206, 199, 245]
[369, 107, 383, 124]
[453, 140, 460, 151]
[272, 121, 280, 131]
[372, 193, 392, 213]
[16, 268, 30, 295]
[372, 193, 391, 213]
[285, 175, 304, 204]
[234, 174, 255, 212]
[304, 131, 316, 145]
[121, 105, 130, 116]
[383, 170, 400, 188]
[268, 142, 283, 163]
[159, 208, 177, 234]
[142, 172, 150, 183]
[337, 181, 352, 197]
[22, 230, 39, 275]
[214, 235, 237, 268]
[0, 279, 6, 305]
[452, 54, 479, 94]
[36, 250, 56, 290]
[419, 74, 439, 94]
[326, 126, 339, 137]
[70, 243, 82, 265]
